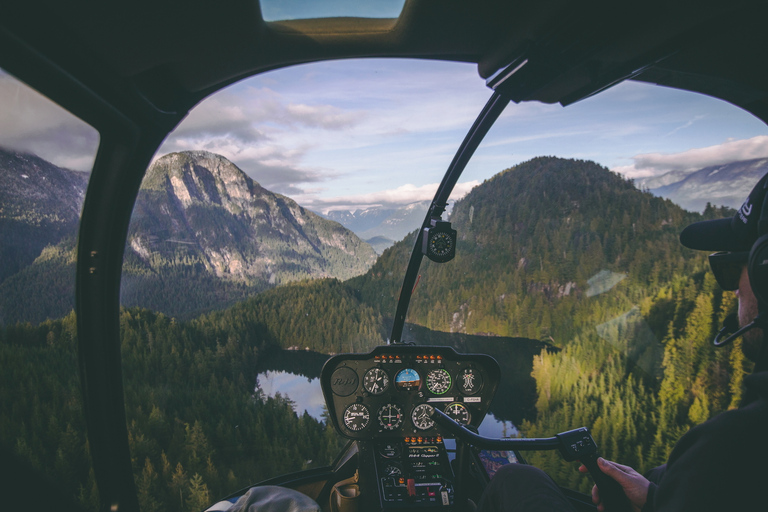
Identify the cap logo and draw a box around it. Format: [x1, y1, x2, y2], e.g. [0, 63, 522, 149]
[739, 202, 753, 223]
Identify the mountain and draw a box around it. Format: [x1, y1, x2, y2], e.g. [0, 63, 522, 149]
[365, 235, 396, 254]
[323, 200, 440, 250]
[0, 150, 377, 323]
[349, 156, 710, 340]
[0, 148, 87, 285]
[636, 158, 768, 212]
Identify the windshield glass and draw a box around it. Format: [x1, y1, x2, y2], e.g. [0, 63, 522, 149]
[115, 58, 768, 504]
[0, 68, 100, 507]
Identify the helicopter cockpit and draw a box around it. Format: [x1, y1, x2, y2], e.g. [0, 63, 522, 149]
[2, 1, 768, 512]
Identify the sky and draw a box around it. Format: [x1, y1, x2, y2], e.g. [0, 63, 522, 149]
[2, 59, 768, 213]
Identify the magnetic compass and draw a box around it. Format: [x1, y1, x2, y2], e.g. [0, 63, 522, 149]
[422, 219, 457, 263]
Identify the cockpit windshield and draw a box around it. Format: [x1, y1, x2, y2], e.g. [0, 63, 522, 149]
[3, 56, 768, 509]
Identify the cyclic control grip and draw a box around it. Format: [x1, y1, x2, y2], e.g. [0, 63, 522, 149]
[556, 428, 631, 512]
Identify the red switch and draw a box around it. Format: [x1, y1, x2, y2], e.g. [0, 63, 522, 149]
[407, 479, 416, 497]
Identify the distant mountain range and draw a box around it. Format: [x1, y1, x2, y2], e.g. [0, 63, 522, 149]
[322, 200, 453, 252]
[0, 149, 375, 323]
[635, 157, 768, 212]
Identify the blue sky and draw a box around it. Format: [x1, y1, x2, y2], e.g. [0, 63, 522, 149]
[3, 59, 768, 213]
[158, 59, 768, 212]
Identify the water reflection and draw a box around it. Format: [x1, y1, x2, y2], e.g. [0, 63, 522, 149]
[255, 369, 520, 439]
[256, 370, 326, 419]
[478, 415, 519, 439]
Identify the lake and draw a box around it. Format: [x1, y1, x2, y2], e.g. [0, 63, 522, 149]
[255, 326, 549, 438]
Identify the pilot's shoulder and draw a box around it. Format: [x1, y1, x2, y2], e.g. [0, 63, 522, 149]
[675, 371, 768, 453]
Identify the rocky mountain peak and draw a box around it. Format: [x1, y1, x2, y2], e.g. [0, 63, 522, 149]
[144, 151, 260, 215]
[129, 150, 376, 291]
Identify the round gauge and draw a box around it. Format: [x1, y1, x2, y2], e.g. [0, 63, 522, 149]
[459, 367, 483, 395]
[379, 442, 401, 458]
[426, 368, 452, 395]
[395, 368, 421, 391]
[444, 402, 471, 425]
[428, 231, 454, 257]
[384, 464, 403, 477]
[411, 403, 435, 430]
[363, 367, 390, 395]
[378, 403, 404, 430]
[343, 403, 370, 432]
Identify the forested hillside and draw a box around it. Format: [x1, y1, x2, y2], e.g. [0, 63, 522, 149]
[0, 309, 347, 512]
[348, 157, 749, 489]
[2, 155, 755, 505]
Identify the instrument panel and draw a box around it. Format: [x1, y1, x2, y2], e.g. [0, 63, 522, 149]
[320, 345, 500, 439]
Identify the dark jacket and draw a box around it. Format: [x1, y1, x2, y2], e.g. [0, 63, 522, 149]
[643, 371, 768, 511]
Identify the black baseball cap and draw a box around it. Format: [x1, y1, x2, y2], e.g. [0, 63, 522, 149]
[680, 172, 768, 252]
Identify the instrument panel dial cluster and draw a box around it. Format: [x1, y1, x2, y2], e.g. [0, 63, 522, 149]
[320, 345, 500, 439]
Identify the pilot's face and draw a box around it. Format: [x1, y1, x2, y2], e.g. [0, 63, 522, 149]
[737, 265, 763, 361]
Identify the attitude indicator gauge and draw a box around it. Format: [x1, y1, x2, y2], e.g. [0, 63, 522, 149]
[363, 368, 390, 395]
[395, 368, 421, 391]
[343, 403, 370, 432]
[411, 404, 435, 430]
[444, 402, 471, 425]
[426, 368, 452, 395]
[378, 403, 404, 430]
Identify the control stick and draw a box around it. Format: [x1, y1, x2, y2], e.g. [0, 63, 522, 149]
[430, 408, 631, 512]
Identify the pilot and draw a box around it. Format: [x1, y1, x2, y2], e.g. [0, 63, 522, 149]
[478, 174, 768, 511]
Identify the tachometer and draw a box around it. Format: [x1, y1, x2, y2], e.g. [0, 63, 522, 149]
[395, 368, 421, 391]
[411, 403, 435, 430]
[444, 402, 471, 425]
[426, 368, 452, 395]
[343, 403, 370, 432]
[363, 367, 390, 395]
[458, 367, 483, 395]
[378, 403, 404, 430]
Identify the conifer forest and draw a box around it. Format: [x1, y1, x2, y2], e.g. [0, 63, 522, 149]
[1, 158, 752, 508]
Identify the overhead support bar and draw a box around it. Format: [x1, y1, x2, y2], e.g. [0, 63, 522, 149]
[389, 91, 508, 344]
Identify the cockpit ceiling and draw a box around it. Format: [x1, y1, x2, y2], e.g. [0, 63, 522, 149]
[1, 0, 767, 122]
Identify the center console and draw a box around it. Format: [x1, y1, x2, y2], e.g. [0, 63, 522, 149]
[321, 345, 500, 510]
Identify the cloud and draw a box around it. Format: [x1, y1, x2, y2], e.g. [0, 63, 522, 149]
[300, 180, 479, 212]
[665, 115, 705, 136]
[613, 135, 768, 178]
[157, 84, 368, 190]
[285, 103, 363, 129]
[0, 74, 99, 171]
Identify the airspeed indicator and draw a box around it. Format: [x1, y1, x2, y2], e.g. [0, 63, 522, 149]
[426, 368, 452, 395]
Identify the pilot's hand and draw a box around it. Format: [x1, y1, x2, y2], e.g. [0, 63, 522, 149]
[578, 457, 649, 512]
